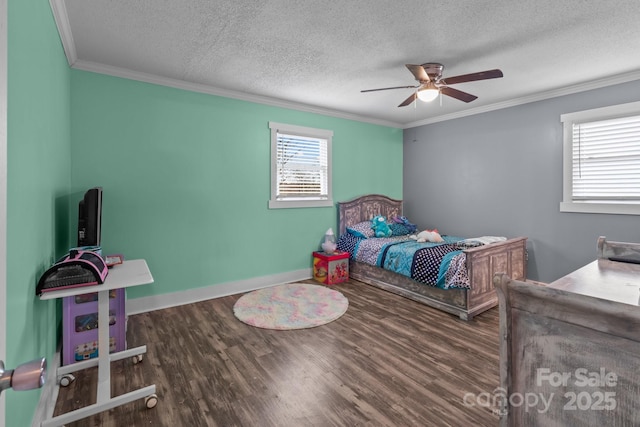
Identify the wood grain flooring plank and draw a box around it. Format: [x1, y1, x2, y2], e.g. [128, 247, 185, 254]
[53, 279, 502, 426]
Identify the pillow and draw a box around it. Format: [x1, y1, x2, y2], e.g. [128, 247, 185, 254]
[388, 222, 413, 237]
[346, 221, 375, 239]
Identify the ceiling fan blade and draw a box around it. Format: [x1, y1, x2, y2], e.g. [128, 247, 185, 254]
[405, 64, 430, 82]
[440, 69, 503, 85]
[440, 86, 478, 103]
[398, 92, 417, 107]
[361, 85, 418, 93]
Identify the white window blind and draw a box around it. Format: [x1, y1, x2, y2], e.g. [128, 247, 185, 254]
[571, 115, 640, 202]
[561, 101, 640, 215]
[276, 132, 328, 200]
[268, 122, 333, 209]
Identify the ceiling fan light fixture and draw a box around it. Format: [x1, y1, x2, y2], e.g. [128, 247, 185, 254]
[417, 86, 439, 102]
[362, 62, 502, 107]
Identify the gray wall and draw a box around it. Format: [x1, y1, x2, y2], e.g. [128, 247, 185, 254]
[403, 80, 640, 283]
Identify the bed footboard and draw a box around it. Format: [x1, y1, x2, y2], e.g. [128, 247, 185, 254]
[464, 237, 527, 318]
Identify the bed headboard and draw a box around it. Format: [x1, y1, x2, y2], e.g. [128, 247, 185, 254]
[337, 194, 402, 236]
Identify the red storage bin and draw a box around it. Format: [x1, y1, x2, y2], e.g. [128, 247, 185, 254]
[313, 251, 349, 285]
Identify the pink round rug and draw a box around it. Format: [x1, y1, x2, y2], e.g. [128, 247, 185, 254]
[233, 282, 349, 330]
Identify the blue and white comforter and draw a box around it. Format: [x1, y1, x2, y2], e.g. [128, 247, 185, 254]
[337, 233, 471, 289]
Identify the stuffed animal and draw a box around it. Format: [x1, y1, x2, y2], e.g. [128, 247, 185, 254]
[391, 215, 417, 233]
[370, 215, 392, 238]
[411, 229, 444, 243]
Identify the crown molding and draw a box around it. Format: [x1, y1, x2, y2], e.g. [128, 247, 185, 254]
[68, 57, 640, 132]
[403, 69, 640, 129]
[71, 60, 402, 128]
[49, 0, 77, 66]
[48, 0, 640, 130]
[48, 0, 401, 128]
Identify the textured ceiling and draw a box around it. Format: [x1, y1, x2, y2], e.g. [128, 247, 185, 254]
[53, 0, 640, 128]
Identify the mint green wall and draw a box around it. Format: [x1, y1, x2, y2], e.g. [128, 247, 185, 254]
[4, 3, 400, 425]
[6, 0, 71, 426]
[70, 71, 403, 299]
[3, 2, 400, 424]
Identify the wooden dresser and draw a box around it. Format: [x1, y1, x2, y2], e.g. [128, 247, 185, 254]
[493, 237, 640, 426]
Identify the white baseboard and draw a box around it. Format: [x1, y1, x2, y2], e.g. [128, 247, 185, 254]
[126, 268, 313, 315]
[31, 349, 61, 427]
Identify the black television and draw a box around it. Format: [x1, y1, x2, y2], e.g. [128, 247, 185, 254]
[77, 187, 103, 247]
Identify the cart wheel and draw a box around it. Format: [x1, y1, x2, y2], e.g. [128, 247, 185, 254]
[145, 393, 158, 409]
[132, 354, 143, 364]
[59, 374, 75, 387]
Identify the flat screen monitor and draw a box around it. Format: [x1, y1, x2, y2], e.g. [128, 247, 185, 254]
[77, 187, 102, 247]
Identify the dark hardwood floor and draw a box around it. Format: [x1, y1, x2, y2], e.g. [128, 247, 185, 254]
[53, 280, 502, 426]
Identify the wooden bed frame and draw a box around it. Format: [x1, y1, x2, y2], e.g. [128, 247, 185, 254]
[338, 194, 527, 320]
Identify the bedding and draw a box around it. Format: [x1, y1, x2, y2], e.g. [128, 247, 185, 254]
[338, 232, 504, 289]
[337, 194, 527, 320]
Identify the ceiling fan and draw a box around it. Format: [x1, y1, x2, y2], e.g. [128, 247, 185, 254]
[361, 63, 503, 107]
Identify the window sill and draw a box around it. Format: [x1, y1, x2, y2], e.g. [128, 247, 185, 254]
[269, 199, 334, 209]
[560, 202, 640, 216]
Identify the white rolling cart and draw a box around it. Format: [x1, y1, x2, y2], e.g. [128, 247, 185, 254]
[40, 259, 157, 427]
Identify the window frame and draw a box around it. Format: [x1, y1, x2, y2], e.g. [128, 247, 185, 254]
[560, 100, 640, 215]
[268, 121, 333, 209]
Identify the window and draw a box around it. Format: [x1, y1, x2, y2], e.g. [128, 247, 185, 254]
[269, 122, 333, 209]
[560, 101, 640, 215]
